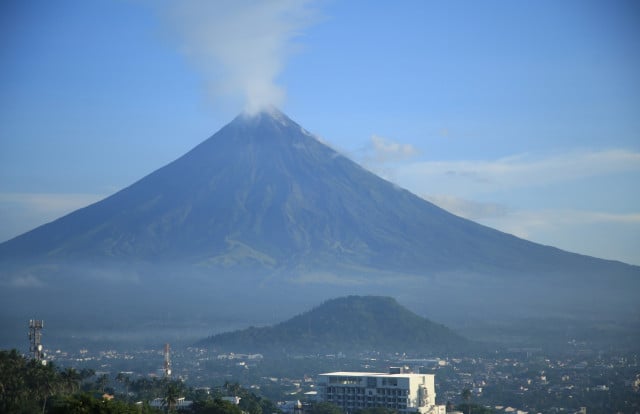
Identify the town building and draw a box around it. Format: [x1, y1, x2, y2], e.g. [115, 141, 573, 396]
[317, 368, 446, 414]
[148, 397, 193, 409]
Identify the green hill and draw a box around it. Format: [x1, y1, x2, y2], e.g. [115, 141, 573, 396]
[200, 296, 468, 355]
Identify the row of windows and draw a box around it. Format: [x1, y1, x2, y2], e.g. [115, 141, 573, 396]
[325, 377, 401, 387]
[328, 396, 408, 403]
[326, 400, 408, 410]
[381, 378, 399, 386]
[325, 387, 408, 396]
[326, 387, 365, 395]
[328, 376, 362, 385]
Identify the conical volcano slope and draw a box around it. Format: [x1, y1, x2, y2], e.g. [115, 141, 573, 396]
[0, 109, 638, 343]
[0, 109, 628, 275]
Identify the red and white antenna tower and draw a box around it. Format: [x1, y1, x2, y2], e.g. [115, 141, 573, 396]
[163, 343, 171, 378]
[28, 319, 45, 362]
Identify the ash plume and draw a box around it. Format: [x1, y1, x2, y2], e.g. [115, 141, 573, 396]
[158, 0, 318, 114]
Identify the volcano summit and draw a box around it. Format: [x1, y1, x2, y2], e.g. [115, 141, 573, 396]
[0, 109, 638, 345]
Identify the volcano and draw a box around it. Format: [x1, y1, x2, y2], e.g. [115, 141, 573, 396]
[1, 109, 638, 345]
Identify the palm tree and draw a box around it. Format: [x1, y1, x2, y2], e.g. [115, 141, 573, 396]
[224, 381, 242, 397]
[96, 374, 109, 393]
[461, 388, 472, 414]
[116, 372, 131, 398]
[163, 381, 181, 413]
[59, 367, 81, 394]
[0, 350, 28, 411]
[26, 359, 58, 414]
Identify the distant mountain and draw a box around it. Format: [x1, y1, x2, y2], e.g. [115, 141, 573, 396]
[2, 108, 635, 277]
[0, 108, 638, 347]
[199, 296, 467, 355]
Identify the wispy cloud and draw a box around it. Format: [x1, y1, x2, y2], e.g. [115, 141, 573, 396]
[423, 194, 509, 220]
[358, 135, 420, 182]
[394, 149, 640, 197]
[482, 208, 640, 264]
[424, 194, 640, 232]
[481, 208, 640, 238]
[375, 148, 640, 265]
[7, 274, 45, 288]
[157, 0, 319, 114]
[422, 193, 640, 265]
[367, 134, 419, 163]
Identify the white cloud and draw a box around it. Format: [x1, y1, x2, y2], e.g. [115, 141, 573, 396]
[481, 208, 640, 264]
[422, 194, 509, 220]
[402, 149, 640, 265]
[7, 275, 45, 288]
[395, 149, 640, 197]
[358, 135, 420, 182]
[158, 0, 319, 114]
[368, 134, 419, 163]
[422, 193, 640, 265]
[480, 208, 640, 239]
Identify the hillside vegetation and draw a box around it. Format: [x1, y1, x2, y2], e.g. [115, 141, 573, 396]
[201, 296, 468, 355]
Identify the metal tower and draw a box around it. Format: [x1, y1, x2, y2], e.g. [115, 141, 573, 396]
[28, 319, 44, 361]
[163, 343, 172, 378]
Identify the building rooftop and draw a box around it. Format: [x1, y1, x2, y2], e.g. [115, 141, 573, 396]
[319, 371, 433, 378]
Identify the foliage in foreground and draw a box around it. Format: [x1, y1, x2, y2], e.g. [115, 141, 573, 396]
[0, 349, 155, 413]
[0, 349, 89, 413]
[0, 349, 283, 414]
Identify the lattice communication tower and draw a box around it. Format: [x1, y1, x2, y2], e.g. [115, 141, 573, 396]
[28, 319, 44, 361]
[164, 343, 172, 377]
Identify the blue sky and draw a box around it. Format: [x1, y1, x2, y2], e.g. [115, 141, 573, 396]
[1, 0, 639, 264]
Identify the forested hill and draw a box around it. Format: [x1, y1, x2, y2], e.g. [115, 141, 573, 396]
[200, 296, 468, 355]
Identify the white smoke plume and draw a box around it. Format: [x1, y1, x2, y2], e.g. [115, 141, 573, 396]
[158, 0, 318, 114]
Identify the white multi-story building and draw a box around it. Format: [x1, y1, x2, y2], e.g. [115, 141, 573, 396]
[317, 369, 446, 414]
